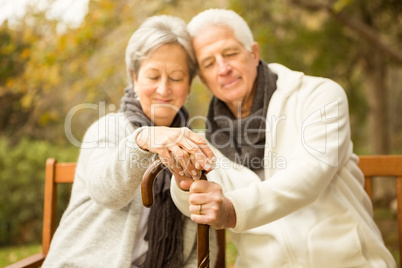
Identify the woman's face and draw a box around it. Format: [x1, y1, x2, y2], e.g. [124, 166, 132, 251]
[133, 43, 190, 126]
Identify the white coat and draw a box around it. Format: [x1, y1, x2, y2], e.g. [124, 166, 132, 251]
[172, 63, 396, 267]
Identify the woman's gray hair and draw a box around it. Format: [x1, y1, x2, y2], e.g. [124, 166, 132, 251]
[125, 15, 197, 87]
[187, 9, 254, 51]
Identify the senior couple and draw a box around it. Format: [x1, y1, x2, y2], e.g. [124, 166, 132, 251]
[43, 9, 396, 268]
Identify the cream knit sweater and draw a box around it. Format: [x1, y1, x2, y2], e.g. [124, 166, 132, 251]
[43, 113, 216, 268]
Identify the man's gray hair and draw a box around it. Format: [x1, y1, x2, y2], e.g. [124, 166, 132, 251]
[187, 9, 254, 51]
[125, 15, 197, 87]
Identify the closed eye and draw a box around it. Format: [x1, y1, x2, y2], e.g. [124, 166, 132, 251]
[203, 61, 214, 69]
[169, 77, 183, 82]
[224, 52, 238, 58]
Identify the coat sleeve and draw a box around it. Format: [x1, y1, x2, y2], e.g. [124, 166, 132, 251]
[171, 77, 354, 233]
[225, 78, 354, 232]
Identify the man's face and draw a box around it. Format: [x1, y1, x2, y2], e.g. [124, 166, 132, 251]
[192, 25, 260, 109]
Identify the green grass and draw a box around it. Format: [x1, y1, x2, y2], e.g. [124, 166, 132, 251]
[0, 242, 235, 267]
[374, 206, 400, 266]
[0, 243, 41, 267]
[225, 240, 238, 268]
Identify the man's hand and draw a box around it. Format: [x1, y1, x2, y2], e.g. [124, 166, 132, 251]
[188, 180, 236, 229]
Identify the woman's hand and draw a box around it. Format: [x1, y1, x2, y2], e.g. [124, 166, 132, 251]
[188, 180, 236, 230]
[136, 126, 215, 179]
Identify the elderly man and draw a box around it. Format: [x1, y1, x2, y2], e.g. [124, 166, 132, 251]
[171, 9, 396, 268]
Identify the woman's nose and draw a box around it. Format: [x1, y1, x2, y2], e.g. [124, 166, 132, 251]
[156, 78, 171, 96]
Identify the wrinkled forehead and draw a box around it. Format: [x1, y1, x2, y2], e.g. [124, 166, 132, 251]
[192, 25, 244, 58]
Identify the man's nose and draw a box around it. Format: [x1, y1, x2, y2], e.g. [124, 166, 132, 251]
[217, 57, 231, 75]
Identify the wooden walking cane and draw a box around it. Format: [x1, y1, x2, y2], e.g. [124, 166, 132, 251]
[141, 159, 210, 268]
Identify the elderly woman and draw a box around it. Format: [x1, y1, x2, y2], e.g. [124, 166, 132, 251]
[43, 15, 216, 268]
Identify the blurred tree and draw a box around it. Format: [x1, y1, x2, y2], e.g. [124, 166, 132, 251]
[0, 20, 38, 141]
[0, 0, 228, 146]
[290, 0, 402, 154]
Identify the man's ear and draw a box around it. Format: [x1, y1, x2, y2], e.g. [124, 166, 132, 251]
[251, 42, 260, 66]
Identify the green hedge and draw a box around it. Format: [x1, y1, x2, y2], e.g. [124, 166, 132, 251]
[0, 137, 79, 246]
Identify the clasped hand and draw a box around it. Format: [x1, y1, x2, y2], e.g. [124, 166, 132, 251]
[136, 126, 235, 229]
[136, 126, 215, 181]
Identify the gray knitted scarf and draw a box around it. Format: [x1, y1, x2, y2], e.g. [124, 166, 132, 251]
[206, 61, 277, 179]
[120, 86, 189, 268]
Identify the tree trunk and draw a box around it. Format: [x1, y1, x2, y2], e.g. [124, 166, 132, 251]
[362, 46, 395, 204]
[362, 46, 390, 154]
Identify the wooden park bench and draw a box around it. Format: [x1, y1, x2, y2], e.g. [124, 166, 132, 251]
[6, 155, 402, 268]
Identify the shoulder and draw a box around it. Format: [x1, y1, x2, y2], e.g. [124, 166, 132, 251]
[301, 75, 348, 108]
[269, 63, 347, 102]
